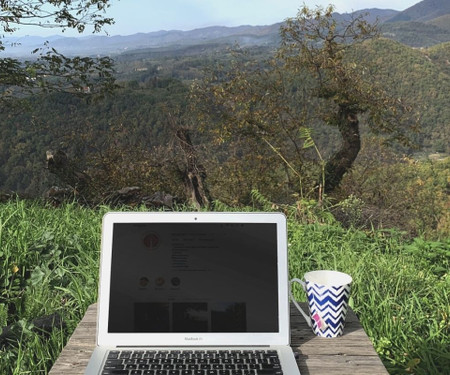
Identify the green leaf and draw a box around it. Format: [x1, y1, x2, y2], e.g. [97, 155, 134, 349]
[29, 266, 46, 286]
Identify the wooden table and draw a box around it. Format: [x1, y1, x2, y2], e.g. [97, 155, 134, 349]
[49, 303, 388, 375]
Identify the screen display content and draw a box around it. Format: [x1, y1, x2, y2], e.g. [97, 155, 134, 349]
[108, 222, 279, 333]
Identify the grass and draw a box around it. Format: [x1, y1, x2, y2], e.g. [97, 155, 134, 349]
[288, 221, 449, 374]
[0, 199, 449, 374]
[0, 200, 105, 373]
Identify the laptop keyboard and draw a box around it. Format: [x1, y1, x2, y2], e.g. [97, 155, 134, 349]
[101, 349, 283, 375]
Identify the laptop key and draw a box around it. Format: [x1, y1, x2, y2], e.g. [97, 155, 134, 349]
[105, 359, 124, 365]
[261, 364, 281, 370]
[104, 365, 125, 371]
[108, 351, 121, 359]
[119, 351, 133, 359]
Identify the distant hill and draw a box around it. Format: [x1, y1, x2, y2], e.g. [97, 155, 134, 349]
[427, 14, 450, 31]
[381, 21, 450, 47]
[381, 0, 450, 47]
[3, 1, 450, 57]
[341, 8, 399, 24]
[387, 0, 450, 22]
[3, 24, 281, 58]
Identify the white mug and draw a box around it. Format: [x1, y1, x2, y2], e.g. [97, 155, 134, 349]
[290, 270, 352, 338]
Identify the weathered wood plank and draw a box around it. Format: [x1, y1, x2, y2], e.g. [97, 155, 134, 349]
[290, 304, 388, 374]
[298, 356, 389, 375]
[49, 303, 388, 375]
[49, 304, 97, 374]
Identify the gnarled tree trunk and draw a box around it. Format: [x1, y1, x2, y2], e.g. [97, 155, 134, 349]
[324, 109, 361, 193]
[175, 128, 211, 209]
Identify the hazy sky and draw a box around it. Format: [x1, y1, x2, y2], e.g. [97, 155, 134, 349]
[16, 0, 421, 37]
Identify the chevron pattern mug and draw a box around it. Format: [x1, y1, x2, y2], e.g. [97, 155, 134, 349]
[290, 270, 352, 338]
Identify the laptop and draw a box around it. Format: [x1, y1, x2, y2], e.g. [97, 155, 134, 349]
[85, 211, 301, 375]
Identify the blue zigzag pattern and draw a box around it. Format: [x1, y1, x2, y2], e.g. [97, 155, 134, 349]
[307, 284, 350, 298]
[306, 283, 351, 338]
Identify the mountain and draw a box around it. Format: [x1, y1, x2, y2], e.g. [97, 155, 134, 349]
[3, 24, 281, 58]
[428, 14, 450, 31]
[342, 8, 399, 24]
[381, 20, 450, 47]
[387, 0, 450, 22]
[3, 1, 450, 57]
[381, 0, 450, 47]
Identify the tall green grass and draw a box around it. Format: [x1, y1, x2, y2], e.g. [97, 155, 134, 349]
[0, 200, 106, 373]
[288, 222, 449, 374]
[0, 200, 448, 374]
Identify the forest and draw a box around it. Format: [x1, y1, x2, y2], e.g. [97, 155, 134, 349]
[0, 28, 449, 239]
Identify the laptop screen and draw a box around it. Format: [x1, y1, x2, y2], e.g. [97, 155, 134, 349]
[108, 222, 279, 334]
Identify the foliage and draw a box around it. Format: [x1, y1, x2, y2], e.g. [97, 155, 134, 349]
[0, 0, 116, 105]
[0, 15, 448, 236]
[338, 139, 450, 238]
[0, 199, 105, 373]
[192, 4, 419, 197]
[0, 80, 191, 196]
[350, 38, 450, 154]
[0, 33, 448, 200]
[1, 0, 113, 34]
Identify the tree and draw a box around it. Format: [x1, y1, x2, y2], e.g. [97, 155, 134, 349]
[0, 0, 116, 106]
[193, 5, 418, 198]
[278, 5, 417, 193]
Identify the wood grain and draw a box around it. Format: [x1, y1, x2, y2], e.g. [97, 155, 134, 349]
[49, 303, 388, 375]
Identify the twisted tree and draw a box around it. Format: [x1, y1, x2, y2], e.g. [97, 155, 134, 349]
[278, 5, 417, 192]
[193, 5, 418, 197]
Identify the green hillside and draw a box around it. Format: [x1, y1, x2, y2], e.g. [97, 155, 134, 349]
[387, 0, 450, 22]
[0, 38, 448, 197]
[381, 21, 450, 47]
[428, 14, 450, 31]
[426, 41, 450, 74]
[381, 0, 450, 47]
[353, 38, 450, 153]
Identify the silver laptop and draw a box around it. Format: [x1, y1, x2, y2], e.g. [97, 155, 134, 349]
[85, 211, 300, 375]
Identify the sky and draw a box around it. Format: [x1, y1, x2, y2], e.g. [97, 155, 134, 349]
[15, 0, 421, 37]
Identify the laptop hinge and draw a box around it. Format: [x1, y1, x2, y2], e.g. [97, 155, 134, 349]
[116, 345, 272, 348]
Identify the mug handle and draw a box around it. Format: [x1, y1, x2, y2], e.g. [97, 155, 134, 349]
[289, 278, 312, 327]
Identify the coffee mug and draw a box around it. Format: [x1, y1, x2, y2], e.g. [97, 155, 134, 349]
[290, 270, 352, 338]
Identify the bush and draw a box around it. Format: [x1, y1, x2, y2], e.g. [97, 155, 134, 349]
[339, 140, 449, 238]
